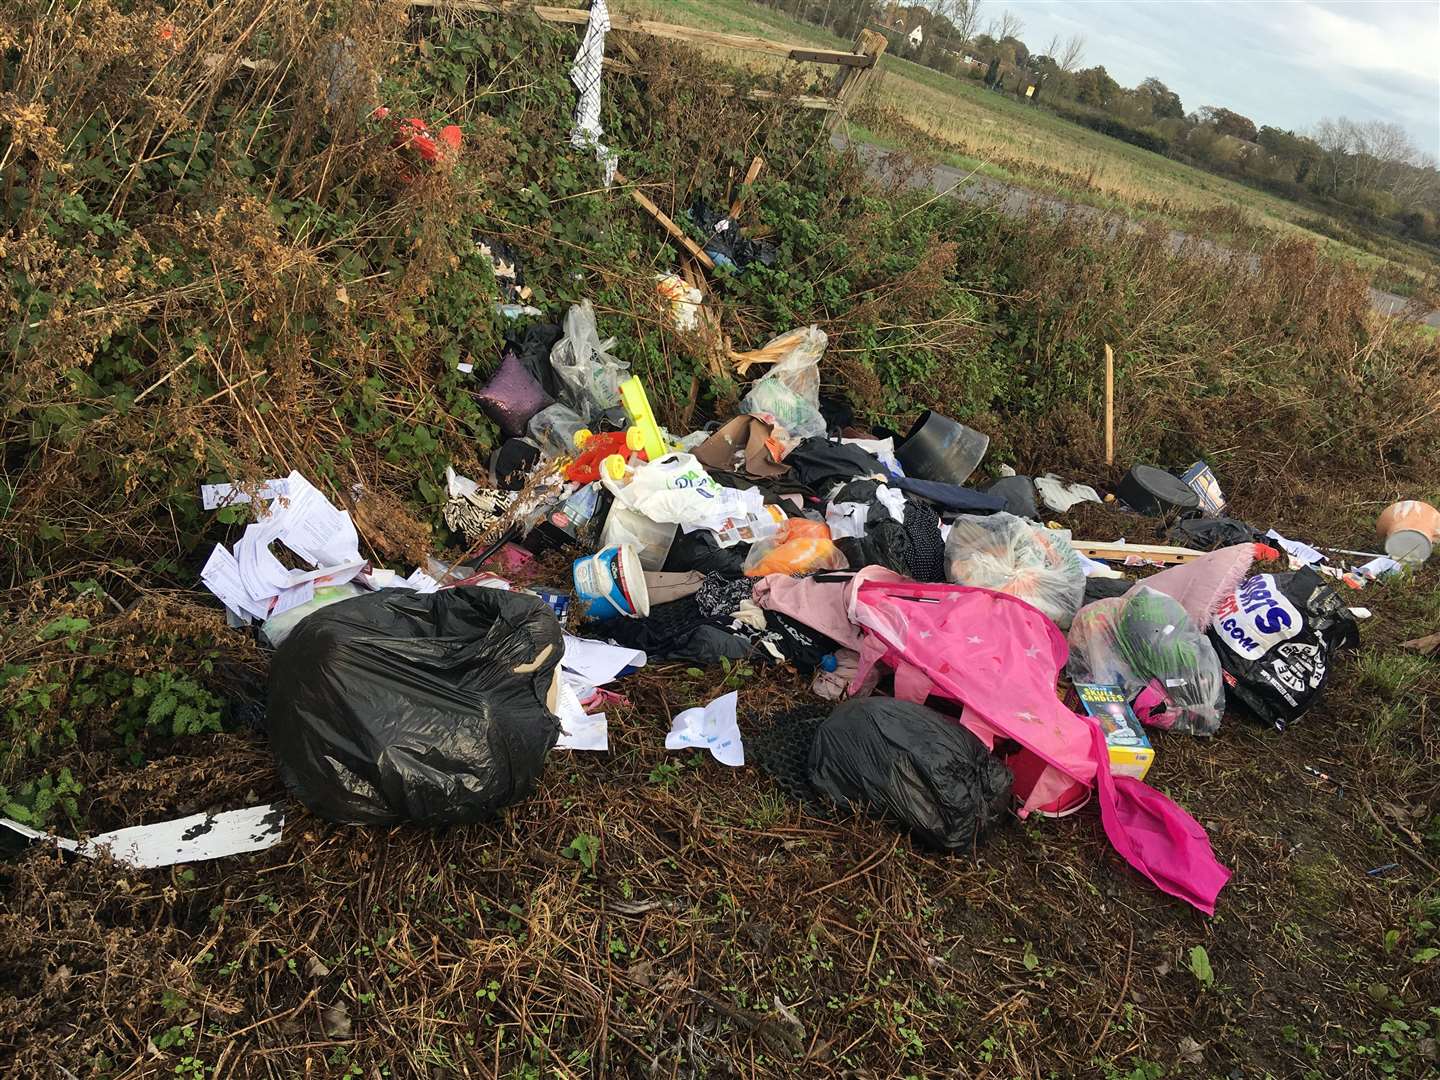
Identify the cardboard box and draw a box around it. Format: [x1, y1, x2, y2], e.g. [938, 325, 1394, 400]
[1069, 682, 1155, 781]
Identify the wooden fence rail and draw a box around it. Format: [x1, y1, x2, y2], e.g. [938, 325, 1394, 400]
[409, 0, 887, 116]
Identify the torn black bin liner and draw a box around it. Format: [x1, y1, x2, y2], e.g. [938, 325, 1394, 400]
[808, 698, 1013, 853]
[268, 588, 563, 826]
[1169, 514, 1266, 551]
[688, 199, 777, 271]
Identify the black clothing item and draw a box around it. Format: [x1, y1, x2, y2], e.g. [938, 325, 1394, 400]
[505, 322, 564, 399]
[601, 596, 754, 663]
[894, 476, 1006, 514]
[663, 529, 749, 576]
[785, 438, 886, 492]
[763, 610, 837, 673]
[696, 573, 757, 618]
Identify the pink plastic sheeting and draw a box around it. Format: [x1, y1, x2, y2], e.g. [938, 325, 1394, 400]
[847, 579, 1231, 915]
[1124, 544, 1254, 628]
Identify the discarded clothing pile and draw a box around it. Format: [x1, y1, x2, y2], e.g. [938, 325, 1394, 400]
[195, 306, 1378, 918]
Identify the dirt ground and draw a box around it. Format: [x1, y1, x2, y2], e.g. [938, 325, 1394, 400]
[2, 488, 1438, 1080]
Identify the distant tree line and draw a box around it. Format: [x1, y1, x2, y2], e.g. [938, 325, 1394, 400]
[753, 0, 1440, 246]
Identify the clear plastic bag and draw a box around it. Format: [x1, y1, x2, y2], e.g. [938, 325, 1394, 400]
[943, 513, 1086, 629]
[743, 518, 848, 577]
[549, 300, 628, 421]
[1067, 587, 1225, 736]
[526, 402, 587, 457]
[738, 325, 826, 440]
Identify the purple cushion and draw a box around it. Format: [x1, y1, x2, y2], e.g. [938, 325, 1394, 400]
[476, 349, 554, 437]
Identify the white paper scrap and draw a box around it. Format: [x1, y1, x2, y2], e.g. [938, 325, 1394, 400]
[554, 678, 608, 751]
[269, 579, 315, 616]
[268, 472, 360, 569]
[666, 691, 743, 767]
[1266, 529, 1326, 567]
[201, 545, 272, 621]
[561, 635, 646, 686]
[1, 804, 285, 870]
[403, 568, 441, 593]
[201, 477, 289, 510]
[825, 502, 870, 540]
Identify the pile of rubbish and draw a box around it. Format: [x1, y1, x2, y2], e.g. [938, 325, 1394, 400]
[153, 305, 1438, 917]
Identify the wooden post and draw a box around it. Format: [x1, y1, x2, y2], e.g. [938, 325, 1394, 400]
[826, 28, 887, 132]
[1104, 343, 1115, 466]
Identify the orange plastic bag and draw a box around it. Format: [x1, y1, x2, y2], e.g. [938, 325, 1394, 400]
[743, 519, 848, 577]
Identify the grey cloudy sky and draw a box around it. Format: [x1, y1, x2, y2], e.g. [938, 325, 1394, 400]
[996, 0, 1440, 156]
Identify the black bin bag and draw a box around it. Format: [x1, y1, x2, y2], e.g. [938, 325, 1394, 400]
[268, 587, 563, 825]
[808, 699, 1012, 852]
[1207, 567, 1360, 730]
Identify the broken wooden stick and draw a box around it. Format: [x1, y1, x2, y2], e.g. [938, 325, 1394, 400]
[613, 169, 714, 270]
[728, 155, 765, 220]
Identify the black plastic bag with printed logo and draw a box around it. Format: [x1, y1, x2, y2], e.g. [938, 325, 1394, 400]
[1207, 567, 1360, 730]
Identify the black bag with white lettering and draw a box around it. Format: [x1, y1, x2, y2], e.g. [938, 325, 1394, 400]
[1207, 568, 1359, 730]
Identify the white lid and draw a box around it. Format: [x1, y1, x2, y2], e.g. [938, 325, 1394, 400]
[1385, 529, 1433, 564]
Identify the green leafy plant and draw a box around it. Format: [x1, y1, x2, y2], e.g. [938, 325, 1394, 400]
[561, 832, 601, 873]
[1186, 946, 1214, 989]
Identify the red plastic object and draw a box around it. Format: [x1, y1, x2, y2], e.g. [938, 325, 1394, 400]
[1253, 542, 1282, 563]
[372, 109, 463, 168]
[566, 431, 646, 485]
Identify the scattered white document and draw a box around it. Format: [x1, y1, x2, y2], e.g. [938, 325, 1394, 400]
[269, 580, 315, 616]
[403, 568, 440, 593]
[200, 477, 289, 510]
[1, 804, 285, 870]
[561, 635, 646, 686]
[201, 472, 366, 622]
[554, 678, 608, 751]
[200, 545, 272, 621]
[666, 691, 743, 767]
[269, 472, 360, 568]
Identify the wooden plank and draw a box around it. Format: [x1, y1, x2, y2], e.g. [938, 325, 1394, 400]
[747, 89, 838, 111]
[613, 169, 715, 270]
[1104, 343, 1115, 466]
[408, 1, 872, 66]
[1071, 541, 1206, 566]
[728, 155, 765, 220]
[786, 48, 875, 67]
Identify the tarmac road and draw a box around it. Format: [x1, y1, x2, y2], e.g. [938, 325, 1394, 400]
[840, 136, 1440, 328]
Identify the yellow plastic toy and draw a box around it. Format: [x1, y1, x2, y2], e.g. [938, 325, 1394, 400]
[617, 376, 668, 462]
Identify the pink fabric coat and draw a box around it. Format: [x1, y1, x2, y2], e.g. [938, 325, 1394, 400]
[847, 578, 1231, 915]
